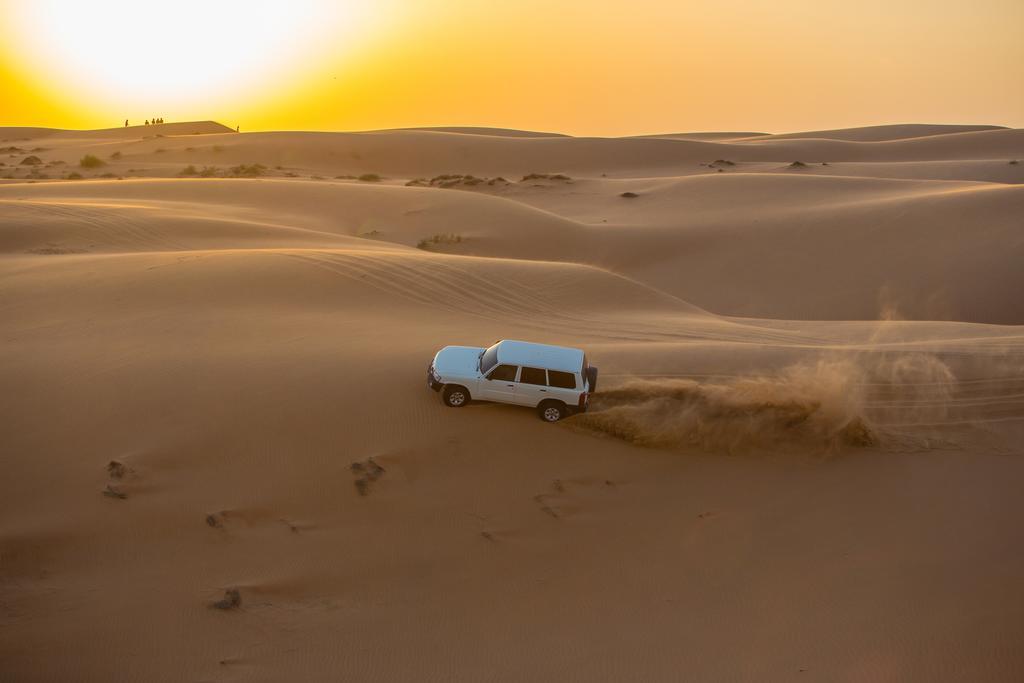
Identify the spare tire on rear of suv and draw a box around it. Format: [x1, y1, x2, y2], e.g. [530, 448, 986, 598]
[585, 366, 598, 393]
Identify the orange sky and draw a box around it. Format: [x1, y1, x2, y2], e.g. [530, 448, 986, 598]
[2, 0, 1022, 135]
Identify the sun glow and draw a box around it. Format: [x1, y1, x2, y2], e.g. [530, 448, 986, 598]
[6, 0, 363, 121]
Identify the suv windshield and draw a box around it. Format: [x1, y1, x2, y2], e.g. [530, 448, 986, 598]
[480, 343, 500, 375]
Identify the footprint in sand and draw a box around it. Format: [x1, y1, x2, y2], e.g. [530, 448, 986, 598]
[204, 509, 305, 535]
[101, 459, 134, 499]
[533, 477, 619, 520]
[351, 457, 386, 496]
[210, 588, 241, 610]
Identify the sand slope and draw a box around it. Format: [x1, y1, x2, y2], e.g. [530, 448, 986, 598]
[2, 121, 1024, 682]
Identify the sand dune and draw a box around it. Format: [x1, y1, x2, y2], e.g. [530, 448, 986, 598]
[2, 121, 1023, 682]
[6, 172, 1019, 323]
[390, 126, 569, 137]
[742, 123, 1007, 142]
[5, 123, 1021, 185]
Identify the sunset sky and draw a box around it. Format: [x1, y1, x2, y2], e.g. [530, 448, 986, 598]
[2, 0, 1022, 135]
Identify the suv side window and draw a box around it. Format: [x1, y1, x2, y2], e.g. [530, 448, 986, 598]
[548, 370, 576, 389]
[519, 367, 547, 385]
[488, 364, 518, 382]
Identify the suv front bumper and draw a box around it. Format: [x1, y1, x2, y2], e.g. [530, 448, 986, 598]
[427, 364, 443, 392]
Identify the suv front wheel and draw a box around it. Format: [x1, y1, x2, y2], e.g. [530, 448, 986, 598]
[442, 385, 469, 407]
[538, 401, 567, 423]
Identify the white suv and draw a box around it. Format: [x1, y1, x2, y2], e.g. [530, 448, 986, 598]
[427, 340, 598, 422]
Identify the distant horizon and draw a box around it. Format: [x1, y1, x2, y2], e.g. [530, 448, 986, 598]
[1, 119, 1018, 138]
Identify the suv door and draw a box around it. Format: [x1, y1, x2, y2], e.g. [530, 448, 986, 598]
[515, 366, 549, 406]
[546, 369, 580, 407]
[477, 364, 519, 403]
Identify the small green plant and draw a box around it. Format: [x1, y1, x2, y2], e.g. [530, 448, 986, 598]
[80, 154, 105, 168]
[358, 173, 382, 182]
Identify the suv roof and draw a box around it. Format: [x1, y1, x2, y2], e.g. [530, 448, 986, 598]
[495, 340, 584, 373]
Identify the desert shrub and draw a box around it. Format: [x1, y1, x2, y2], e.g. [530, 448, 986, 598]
[66, 172, 83, 179]
[109, 151, 122, 160]
[199, 166, 219, 177]
[521, 172, 571, 182]
[284, 172, 299, 177]
[416, 233, 463, 250]
[788, 161, 808, 168]
[712, 159, 735, 166]
[1010, 160, 1019, 165]
[413, 174, 509, 189]
[620, 191, 639, 198]
[80, 154, 104, 168]
[358, 173, 382, 182]
[20, 155, 43, 166]
[335, 174, 356, 179]
[179, 165, 198, 176]
[228, 163, 266, 177]
[99, 172, 117, 178]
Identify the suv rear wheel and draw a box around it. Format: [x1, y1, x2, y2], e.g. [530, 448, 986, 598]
[442, 385, 469, 407]
[538, 400, 567, 423]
